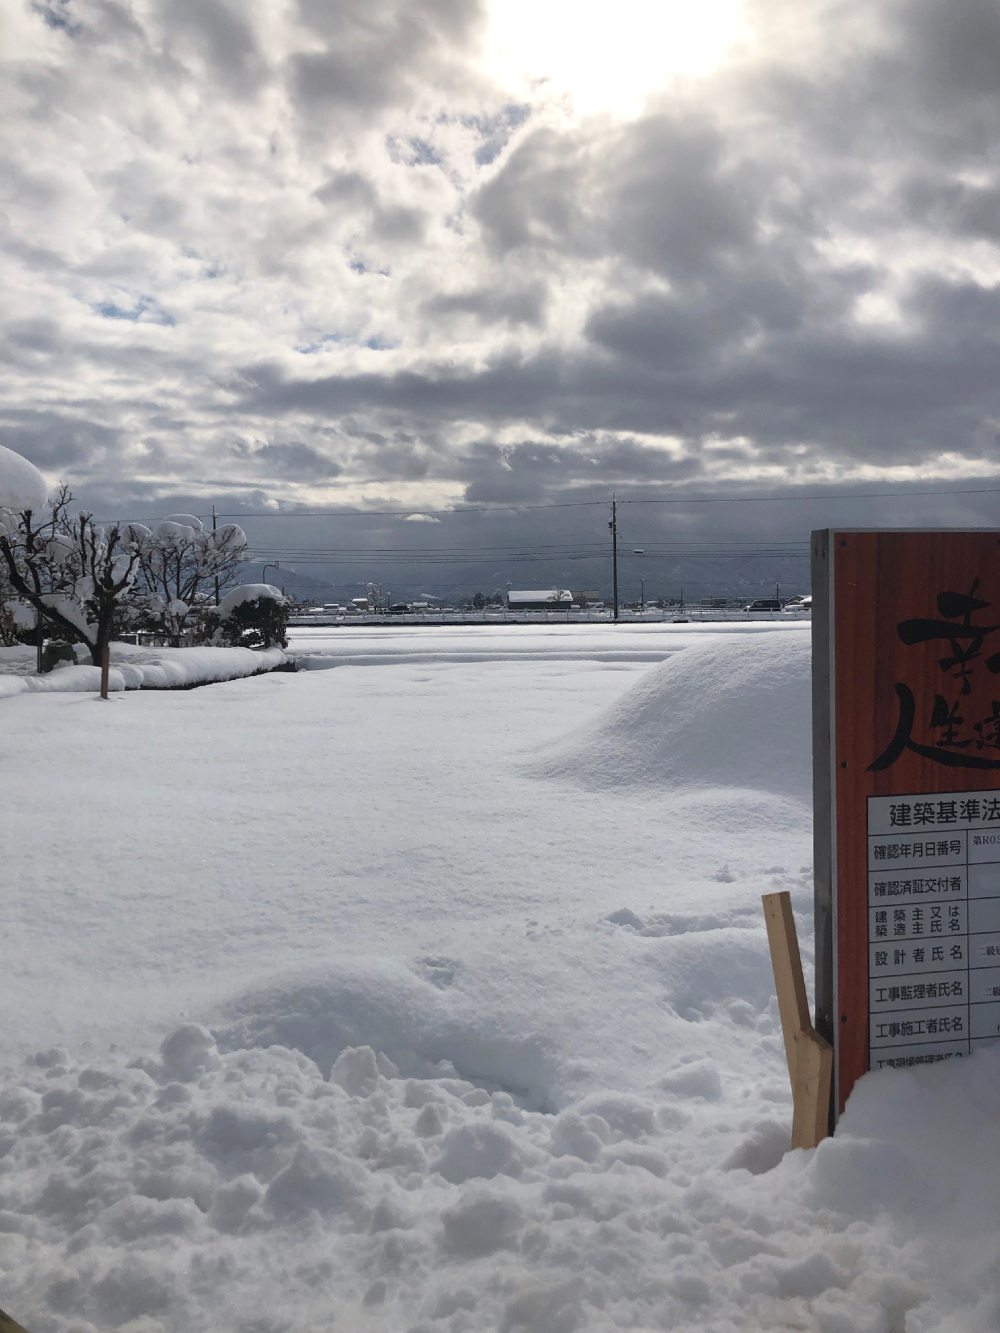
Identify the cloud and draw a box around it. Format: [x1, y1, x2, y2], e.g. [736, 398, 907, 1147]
[253, 442, 342, 479]
[289, 0, 488, 118]
[2, 0, 1000, 598]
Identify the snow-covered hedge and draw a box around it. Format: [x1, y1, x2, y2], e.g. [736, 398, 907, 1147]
[216, 582, 285, 614]
[0, 646, 289, 698]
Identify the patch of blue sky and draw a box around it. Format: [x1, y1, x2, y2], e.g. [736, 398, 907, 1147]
[461, 104, 531, 166]
[93, 296, 175, 326]
[386, 135, 443, 168]
[349, 257, 390, 277]
[296, 334, 345, 355]
[32, 0, 80, 34]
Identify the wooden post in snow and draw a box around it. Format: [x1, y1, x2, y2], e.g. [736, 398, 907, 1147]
[762, 891, 833, 1150]
[100, 639, 110, 700]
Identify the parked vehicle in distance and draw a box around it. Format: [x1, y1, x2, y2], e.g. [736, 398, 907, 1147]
[744, 599, 782, 611]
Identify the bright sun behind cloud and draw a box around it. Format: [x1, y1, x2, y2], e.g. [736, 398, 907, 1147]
[485, 0, 748, 116]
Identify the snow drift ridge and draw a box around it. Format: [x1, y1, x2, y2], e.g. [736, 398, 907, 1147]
[527, 630, 811, 799]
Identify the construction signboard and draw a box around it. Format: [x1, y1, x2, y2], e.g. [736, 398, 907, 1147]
[813, 530, 1000, 1120]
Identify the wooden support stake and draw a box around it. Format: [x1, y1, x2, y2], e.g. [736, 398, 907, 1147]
[762, 891, 833, 1150]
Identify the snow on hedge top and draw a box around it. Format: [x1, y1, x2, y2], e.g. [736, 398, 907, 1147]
[154, 518, 199, 543]
[528, 629, 811, 798]
[161, 513, 203, 532]
[217, 583, 287, 614]
[0, 444, 48, 511]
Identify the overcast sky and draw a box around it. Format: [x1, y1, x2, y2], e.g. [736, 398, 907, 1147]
[3, 0, 1000, 595]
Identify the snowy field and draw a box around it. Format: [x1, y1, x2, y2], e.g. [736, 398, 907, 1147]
[1, 622, 999, 1332]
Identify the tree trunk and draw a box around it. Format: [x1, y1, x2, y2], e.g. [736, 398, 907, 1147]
[94, 602, 113, 674]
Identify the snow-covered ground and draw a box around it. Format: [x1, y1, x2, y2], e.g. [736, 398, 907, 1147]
[1, 623, 997, 1333]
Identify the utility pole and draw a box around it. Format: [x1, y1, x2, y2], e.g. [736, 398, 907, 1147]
[212, 504, 220, 605]
[609, 493, 619, 622]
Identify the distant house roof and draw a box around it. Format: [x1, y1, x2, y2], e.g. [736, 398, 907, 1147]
[507, 589, 574, 605]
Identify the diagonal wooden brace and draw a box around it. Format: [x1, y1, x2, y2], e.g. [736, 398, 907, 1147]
[0, 1307, 33, 1332]
[762, 891, 833, 1150]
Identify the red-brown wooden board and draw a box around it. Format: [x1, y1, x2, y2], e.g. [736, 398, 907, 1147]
[813, 530, 1000, 1120]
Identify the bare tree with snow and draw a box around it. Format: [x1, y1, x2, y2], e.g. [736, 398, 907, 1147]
[0, 484, 144, 669]
[0, 560, 20, 647]
[135, 515, 248, 645]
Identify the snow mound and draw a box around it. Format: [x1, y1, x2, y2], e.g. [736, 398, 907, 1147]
[118, 645, 287, 688]
[527, 631, 811, 797]
[0, 442, 48, 510]
[4, 1018, 1000, 1331]
[0, 666, 125, 696]
[215, 960, 558, 1112]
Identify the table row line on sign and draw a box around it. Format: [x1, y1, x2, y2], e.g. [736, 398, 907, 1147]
[868, 832, 1000, 871]
[869, 863, 1000, 895]
[869, 968, 1000, 1011]
[870, 1003, 1000, 1047]
[868, 899, 1000, 939]
[871, 1042, 973, 1071]
[870, 939, 970, 975]
[868, 867, 995, 902]
[868, 792, 1000, 836]
[869, 938, 976, 976]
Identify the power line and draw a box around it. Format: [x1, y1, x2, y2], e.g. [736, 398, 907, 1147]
[622, 485, 1000, 506]
[98, 480, 1000, 528]
[245, 540, 809, 554]
[207, 481, 1000, 520]
[241, 548, 811, 567]
[211, 500, 605, 518]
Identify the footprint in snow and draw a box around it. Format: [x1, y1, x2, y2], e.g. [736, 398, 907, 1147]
[606, 908, 644, 931]
[417, 956, 460, 988]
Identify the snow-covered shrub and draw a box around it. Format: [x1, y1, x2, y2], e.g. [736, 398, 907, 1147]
[207, 584, 290, 649]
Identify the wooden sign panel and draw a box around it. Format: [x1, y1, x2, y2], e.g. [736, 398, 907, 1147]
[813, 530, 1000, 1121]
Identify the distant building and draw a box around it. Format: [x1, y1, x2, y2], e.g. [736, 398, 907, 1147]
[507, 588, 574, 612]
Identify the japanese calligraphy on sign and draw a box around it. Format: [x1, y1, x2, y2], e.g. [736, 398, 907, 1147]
[870, 581, 1000, 771]
[812, 530, 1000, 1123]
